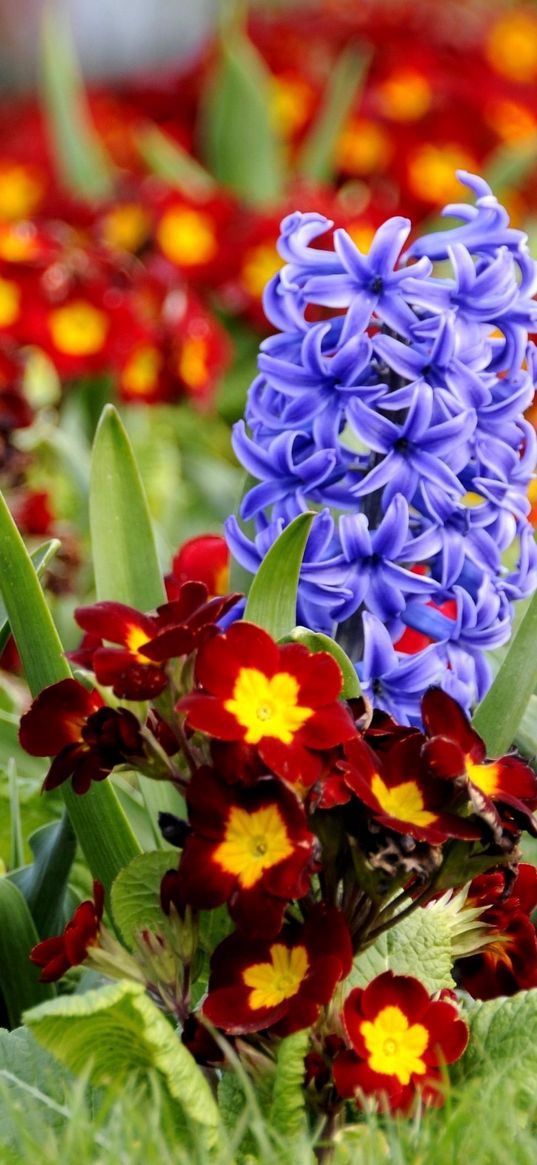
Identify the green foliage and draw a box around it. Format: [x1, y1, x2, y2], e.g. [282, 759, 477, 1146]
[9, 813, 78, 938]
[137, 123, 215, 195]
[25, 980, 221, 1150]
[351, 903, 457, 994]
[459, 990, 537, 1097]
[40, 3, 114, 199]
[0, 488, 141, 895]
[89, 405, 165, 612]
[287, 628, 361, 699]
[297, 44, 371, 182]
[270, 1031, 310, 1141]
[0, 880, 55, 1027]
[0, 540, 60, 656]
[244, 512, 315, 639]
[0, 1025, 77, 1150]
[473, 586, 537, 756]
[199, 18, 284, 205]
[89, 404, 185, 834]
[110, 851, 177, 948]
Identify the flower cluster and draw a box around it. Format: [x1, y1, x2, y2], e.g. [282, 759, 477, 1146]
[21, 577, 537, 1114]
[227, 173, 537, 721]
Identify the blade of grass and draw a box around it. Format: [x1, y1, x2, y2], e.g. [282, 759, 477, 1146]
[473, 587, 537, 756]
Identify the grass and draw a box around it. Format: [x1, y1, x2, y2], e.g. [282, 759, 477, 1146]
[0, 1061, 536, 1165]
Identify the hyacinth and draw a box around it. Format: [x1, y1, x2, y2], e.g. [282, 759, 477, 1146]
[226, 172, 537, 722]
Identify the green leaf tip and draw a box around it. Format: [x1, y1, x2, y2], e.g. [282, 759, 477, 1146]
[244, 512, 315, 640]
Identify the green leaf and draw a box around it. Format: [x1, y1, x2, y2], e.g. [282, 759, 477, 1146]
[40, 3, 114, 200]
[136, 123, 215, 195]
[90, 404, 165, 612]
[0, 879, 55, 1027]
[287, 628, 361, 699]
[7, 760, 24, 870]
[89, 404, 185, 834]
[351, 901, 458, 993]
[110, 851, 177, 948]
[297, 44, 371, 182]
[198, 21, 284, 206]
[25, 980, 221, 1148]
[9, 812, 77, 938]
[0, 489, 141, 896]
[270, 1030, 309, 1140]
[0, 539, 60, 656]
[459, 991, 537, 1096]
[515, 693, 537, 761]
[244, 512, 315, 640]
[0, 1025, 76, 1148]
[473, 587, 537, 756]
[484, 134, 537, 193]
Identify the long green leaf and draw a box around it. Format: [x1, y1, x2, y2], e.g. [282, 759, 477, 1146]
[473, 588, 537, 756]
[0, 879, 55, 1027]
[296, 44, 371, 182]
[40, 3, 114, 200]
[90, 405, 165, 611]
[198, 21, 284, 206]
[244, 513, 315, 639]
[136, 123, 215, 195]
[0, 539, 60, 656]
[0, 491, 141, 895]
[9, 813, 77, 938]
[89, 405, 184, 834]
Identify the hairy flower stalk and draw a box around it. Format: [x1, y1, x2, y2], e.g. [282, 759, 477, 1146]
[226, 172, 537, 721]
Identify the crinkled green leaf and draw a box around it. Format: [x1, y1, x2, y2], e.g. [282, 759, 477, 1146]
[270, 1030, 309, 1140]
[287, 628, 361, 699]
[351, 905, 456, 993]
[9, 812, 77, 938]
[110, 851, 177, 948]
[199, 22, 284, 205]
[297, 44, 371, 182]
[0, 489, 141, 896]
[459, 990, 537, 1096]
[0, 879, 55, 1027]
[25, 980, 221, 1148]
[473, 587, 537, 756]
[40, 3, 114, 199]
[244, 512, 315, 640]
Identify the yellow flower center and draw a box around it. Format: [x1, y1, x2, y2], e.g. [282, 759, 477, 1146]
[0, 223, 39, 262]
[407, 143, 476, 205]
[486, 12, 537, 82]
[240, 242, 283, 299]
[0, 164, 44, 221]
[377, 69, 432, 121]
[224, 667, 313, 745]
[243, 943, 309, 1010]
[48, 301, 109, 356]
[0, 277, 21, 327]
[361, 1005, 428, 1085]
[122, 345, 162, 396]
[178, 335, 209, 390]
[465, 759, 499, 798]
[156, 207, 217, 267]
[269, 74, 314, 137]
[214, 804, 293, 888]
[125, 624, 152, 657]
[336, 118, 392, 175]
[371, 774, 436, 828]
[101, 203, 150, 253]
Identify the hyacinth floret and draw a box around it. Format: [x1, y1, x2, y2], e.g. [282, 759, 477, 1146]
[226, 171, 537, 723]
